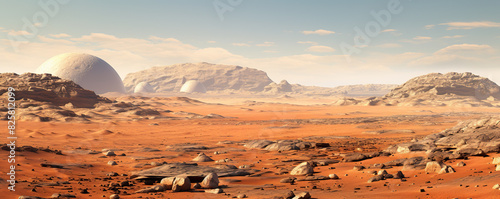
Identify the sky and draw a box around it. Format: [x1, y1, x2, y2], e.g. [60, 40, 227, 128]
[0, 0, 499, 87]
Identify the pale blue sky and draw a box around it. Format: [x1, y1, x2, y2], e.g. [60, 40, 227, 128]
[1, 0, 499, 86]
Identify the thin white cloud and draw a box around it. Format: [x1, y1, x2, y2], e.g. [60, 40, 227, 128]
[7, 30, 32, 36]
[38, 35, 74, 45]
[435, 44, 495, 55]
[376, 43, 402, 48]
[413, 36, 432, 40]
[49, 33, 71, 38]
[401, 36, 432, 44]
[440, 21, 500, 30]
[425, 24, 435, 30]
[263, 50, 278, 53]
[256, 42, 275, 47]
[207, 41, 217, 43]
[149, 36, 183, 43]
[302, 29, 335, 35]
[306, 45, 335, 53]
[297, 41, 318, 45]
[441, 35, 464, 39]
[410, 44, 496, 67]
[232, 43, 251, 47]
[382, 29, 396, 32]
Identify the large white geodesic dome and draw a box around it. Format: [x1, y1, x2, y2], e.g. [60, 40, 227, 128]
[36, 53, 125, 94]
[180, 80, 206, 93]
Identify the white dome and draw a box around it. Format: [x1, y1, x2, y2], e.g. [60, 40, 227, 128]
[36, 53, 125, 94]
[180, 80, 206, 93]
[134, 82, 155, 93]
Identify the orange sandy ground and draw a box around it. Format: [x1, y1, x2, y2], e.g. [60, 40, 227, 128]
[1, 101, 499, 199]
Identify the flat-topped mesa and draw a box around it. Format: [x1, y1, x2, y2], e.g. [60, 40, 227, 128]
[385, 72, 500, 100]
[123, 62, 273, 93]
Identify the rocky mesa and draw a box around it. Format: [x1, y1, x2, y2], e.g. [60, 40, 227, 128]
[123, 62, 273, 93]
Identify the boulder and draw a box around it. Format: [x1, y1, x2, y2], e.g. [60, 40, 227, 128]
[160, 177, 176, 189]
[205, 188, 223, 194]
[290, 162, 314, 176]
[425, 161, 445, 173]
[292, 192, 311, 199]
[201, 173, 219, 189]
[394, 171, 405, 179]
[172, 176, 191, 192]
[493, 184, 500, 190]
[328, 174, 339, 179]
[492, 157, 500, 165]
[367, 175, 384, 183]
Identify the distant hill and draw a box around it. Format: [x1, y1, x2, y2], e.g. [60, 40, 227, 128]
[123, 62, 273, 93]
[123, 62, 397, 96]
[335, 72, 500, 107]
[385, 72, 500, 100]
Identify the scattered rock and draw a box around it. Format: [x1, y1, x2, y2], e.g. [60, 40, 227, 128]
[108, 161, 117, 166]
[290, 162, 314, 176]
[172, 176, 191, 192]
[292, 191, 311, 199]
[236, 194, 248, 198]
[329, 174, 339, 179]
[353, 166, 365, 171]
[367, 175, 384, 183]
[192, 153, 214, 162]
[201, 172, 219, 189]
[103, 151, 116, 156]
[296, 176, 329, 181]
[394, 171, 405, 179]
[135, 184, 165, 193]
[492, 157, 500, 165]
[377, 170, 388, 176]
[425, 161, 450, 174]
[280, 177, 297, 183]
[109, 194, 120, 199]
[160, 177, 176, 189]
[493, 184, 500, 190]
[205, 188, 223, 194]
[456, 161, 466, 167]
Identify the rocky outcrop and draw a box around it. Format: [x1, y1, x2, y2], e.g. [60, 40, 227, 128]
[334, 72, 500, 107]
[385, 117, 500, 161]
[381, 72, 500, 106]
[123, 62, 273, 93]
[385, 72, 500, 100]
[0, 73, 110, 108]
[264, 80, 293, 93]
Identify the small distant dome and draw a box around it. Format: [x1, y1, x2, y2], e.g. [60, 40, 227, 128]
[180, 80, 206, 93]
[36, 53, 125, 94]
[134, 82, 155, 93]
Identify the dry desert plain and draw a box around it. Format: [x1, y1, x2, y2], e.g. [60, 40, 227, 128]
[1, 96, 500, 199]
